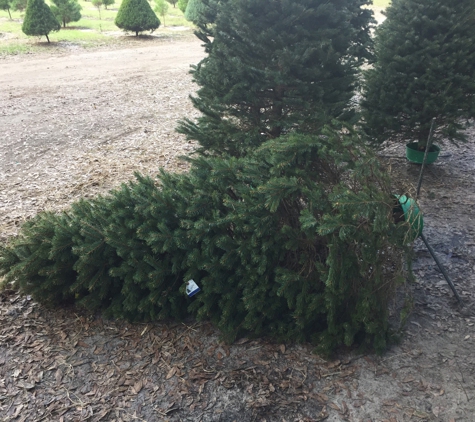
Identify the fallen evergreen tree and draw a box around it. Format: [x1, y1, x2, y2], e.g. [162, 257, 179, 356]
[0, 129, 409, 353]
[0, 0, 411, 354]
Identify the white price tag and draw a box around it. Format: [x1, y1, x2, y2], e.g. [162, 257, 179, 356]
[186, 279, 201, 297]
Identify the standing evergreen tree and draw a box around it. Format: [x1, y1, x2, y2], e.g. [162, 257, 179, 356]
[177, 0, 187, 13]
[115, 0, 160, 36]
[12, 0, 27, 11]
[91, 0, 103, 19]
[51, 0, 82, 28]
[184, 0, 205, 22]
[0, 0, 12, 19]
[361, 0, 475, 148]
[102, 0, 114, 9]
[154, 0, 168, 26]
[178, 0, 374, 157]
[22, 0, 60, 42]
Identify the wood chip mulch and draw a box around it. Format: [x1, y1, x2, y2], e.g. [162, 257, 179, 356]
[0, 289, 367, 421]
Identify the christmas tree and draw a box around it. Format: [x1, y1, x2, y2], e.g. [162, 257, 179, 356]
[22, 0, 60, 43]
[51, 0, 82, 28]
[178, 0, 374, 157]
[362, 0, 475, 148]
[184, 0, 206, 23]
[115, 0, 161, 36]
[0, 128, 410, 353]
[0, 0, 12, 19]
[0, 0, 413, 354]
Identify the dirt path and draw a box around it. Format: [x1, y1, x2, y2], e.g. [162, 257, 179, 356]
[0, 42, 204, 89]
[0, 40, 204, 241]
[1, 40, 475, 421]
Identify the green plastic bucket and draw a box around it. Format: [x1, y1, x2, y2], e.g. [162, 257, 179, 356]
[394, 195, 423, 240]
[406, 142, 440, 164]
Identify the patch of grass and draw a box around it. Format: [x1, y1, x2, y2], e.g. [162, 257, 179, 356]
[0, 19, 24, 31]
[54, 29, 110, 42]
[159, 8, 193, 28]
[73, 17, 118, 32]
[0, 42, 36, 55]
[372, 0, 391, 7]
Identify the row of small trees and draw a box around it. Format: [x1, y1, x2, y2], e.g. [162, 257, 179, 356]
[18, 0, 161, 41]
[4, 0, 198, 42]
[1, 0, 474, 354]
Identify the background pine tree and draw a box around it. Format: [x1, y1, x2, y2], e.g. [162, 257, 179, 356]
[115, 0, 161, 36]
[0, 0, 12, 19]
[177, 0, 188, 13]
[51, 0, 82, 28]
[11, 0, 27, 11]
[361, 0, 475, 147]
[184, 0, 205, 22]
[22, 0, 60, 42]
[102, 0, 114, 9]
[178, 0, 374, 157]
[154, 0, 169, 25]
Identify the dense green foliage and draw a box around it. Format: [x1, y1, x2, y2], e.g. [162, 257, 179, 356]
[362, 0, 475, 147]
[0, 0, 413, 355]
[0, 129, 408, 353]
[102, 0, 115, 9]
[184, 0, 205, 22]
[115, 0, 160, 36]
[177, 0, 188, 13]
[178, 0, 374, 157]
[11, 0, 27, 11]
[22, 0, 60, 42]
[51, 0, 82, 28]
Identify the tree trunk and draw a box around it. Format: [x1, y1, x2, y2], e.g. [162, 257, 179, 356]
[269, 85, 285, 138]
[7, 8, 12, 19]
[136, 31, 139, 36]
[45, 34, 50, 43]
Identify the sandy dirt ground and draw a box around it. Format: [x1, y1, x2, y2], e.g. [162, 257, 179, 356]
[1, 39, 475, 422]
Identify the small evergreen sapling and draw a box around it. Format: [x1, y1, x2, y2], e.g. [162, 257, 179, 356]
[154, 0, 168, 26]
[115, 0, 161, 36]
[51, 0, 82, 28]
[362, 0, 475, 148]
[102, 0, 114, 9]
[22, 0, 60, 42]
[0, 0, 12, 19]
[91, 0, 103, 20]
